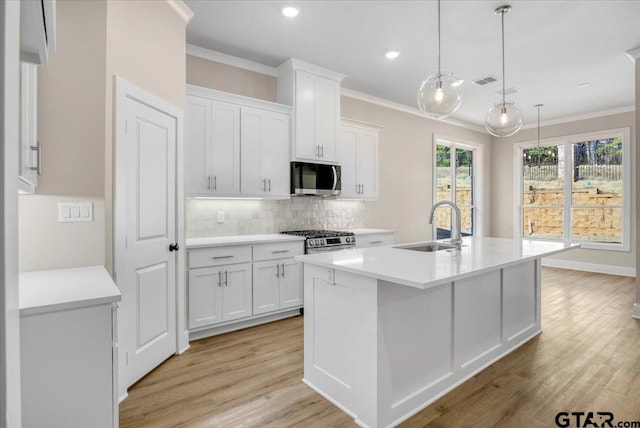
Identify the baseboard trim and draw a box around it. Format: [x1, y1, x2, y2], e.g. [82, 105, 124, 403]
[189, 308, 302, 341]
[633, 304, 640, 319]
[541, 258, 636, 277]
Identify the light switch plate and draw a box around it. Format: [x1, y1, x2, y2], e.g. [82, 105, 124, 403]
[217, 211, 224, 224]
[59, 202, 93, 222]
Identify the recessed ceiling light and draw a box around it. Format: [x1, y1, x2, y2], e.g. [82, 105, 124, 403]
[577, 82, 590, 88]
[385, 51, 400, 60]
[282, 6, 299, 17]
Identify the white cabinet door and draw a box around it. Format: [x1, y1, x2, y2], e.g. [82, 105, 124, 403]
[253, 260, 280, 315]
[240, 106, 267, 195]
[280, 259, 303, 309]
[339, 126, 358, 198]
[222, 262, 252, 322]
[316, 76, 339, 162]
[19, 62, 38, 191]
[265, 111, 290, 197]
[339, 121, 380, 200]
[357, 130, 378, 199]
[211, 100, 241, 195]
[294, 70, 318, 161]
[185, 95, 212, 195]
[188, 267, 223, 329]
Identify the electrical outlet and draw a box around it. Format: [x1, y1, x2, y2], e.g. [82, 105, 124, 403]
[217, 211, 224, 224]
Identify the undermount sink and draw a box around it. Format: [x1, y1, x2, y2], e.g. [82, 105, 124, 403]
[395, 242, 457, 252]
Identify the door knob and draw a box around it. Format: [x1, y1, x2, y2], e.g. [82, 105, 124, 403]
[169, 243, 179, 252]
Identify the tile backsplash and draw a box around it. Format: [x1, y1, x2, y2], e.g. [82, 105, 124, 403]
[186, 198, 366, 238]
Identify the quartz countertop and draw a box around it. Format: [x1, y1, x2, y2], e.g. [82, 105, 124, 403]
[186, 233, 306, 249]
[19, 265, 121, 316]
[295, 237, 579, 289]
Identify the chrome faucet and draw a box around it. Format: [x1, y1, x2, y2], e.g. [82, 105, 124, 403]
[429, 200, 463, 250]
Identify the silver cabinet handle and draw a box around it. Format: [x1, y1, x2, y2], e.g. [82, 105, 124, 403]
[331, 166, 337, 191]
[263, 178, 266, 192]
[370, 241, 383, 244]
[320, 145, 324, 157]
[281, 263, 285, 277]
[30, 141, 41, 175]
[276, 264, 280, 278]
[361, 184, 364, 194]
[268, 178, 271, 192]
[212, 255, 234, 260]
[218, 270, 222, 287]
[224, 270, 228, 286]
[208, 175, 212, 191]
[213, 176, 217, 190]
[272, 250, 289, 254]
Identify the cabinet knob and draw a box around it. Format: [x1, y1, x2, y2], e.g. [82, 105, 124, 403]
[169, 243, 179, 252]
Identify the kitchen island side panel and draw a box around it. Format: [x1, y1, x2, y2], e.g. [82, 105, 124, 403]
[302, 258, 540, 428]
[303, 265, 379, 423]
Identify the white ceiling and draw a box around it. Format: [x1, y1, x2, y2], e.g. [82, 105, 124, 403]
[185, 0, 640, 129]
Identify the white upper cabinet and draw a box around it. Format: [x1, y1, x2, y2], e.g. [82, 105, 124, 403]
[277, 59, 345, 164]
[185, 85, 291, 198]
[20, 0, 56, 65]
[211, 101, 241, 195]
[240, 108, 290, 198]
[19, 62, 39, 194]
[185, 95, 240, 196]
[339, 120, 381, 200]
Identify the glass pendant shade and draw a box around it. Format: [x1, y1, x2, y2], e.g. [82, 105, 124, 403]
[417, 72, 463, 119]
[484, 100, 523, 137]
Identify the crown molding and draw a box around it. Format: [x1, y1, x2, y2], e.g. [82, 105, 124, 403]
[276, 58, 346, 82]
[625, 47, 640, 63]
[186, 44, 278, 77]
[340, 88, 487, 134]
[520, 105, 635, 130]
[166, 0, 193, 23]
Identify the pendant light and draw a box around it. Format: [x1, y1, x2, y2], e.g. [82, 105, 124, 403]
[417, 0, 463, 119]
[485, 5, 523, 137]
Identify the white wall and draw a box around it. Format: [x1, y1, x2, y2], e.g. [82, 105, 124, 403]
[1, 1, 22, 425]
[491, 111, 636, 272]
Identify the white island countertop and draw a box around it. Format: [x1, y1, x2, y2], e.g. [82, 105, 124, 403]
[296, 236, 579, 289]
[19, 265, 121, 316]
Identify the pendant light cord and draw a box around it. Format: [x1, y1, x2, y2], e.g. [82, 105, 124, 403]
[537, 105, 540, 167]
[437, 0, 441, 76]
[501, 9, 506, 105]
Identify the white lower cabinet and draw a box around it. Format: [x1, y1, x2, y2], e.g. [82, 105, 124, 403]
[188, 262, 252, 329]
[253, 259, 303, 315]
[187, 238, 304, 337]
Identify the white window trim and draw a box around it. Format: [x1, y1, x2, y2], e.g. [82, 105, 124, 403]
[513, 127, 630, 251]
[433, 134, 484, 238]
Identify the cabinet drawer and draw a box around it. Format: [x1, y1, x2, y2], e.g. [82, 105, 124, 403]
[188, 245, 251, 268]
[356, 233, 395, 249]
[253, 241, 304, 261]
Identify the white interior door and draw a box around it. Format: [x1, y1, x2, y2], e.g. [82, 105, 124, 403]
[115, 79, 178, 392]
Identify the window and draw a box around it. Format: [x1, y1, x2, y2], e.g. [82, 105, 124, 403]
[515, 128, 630, 251]
[434, 137, 482, 239]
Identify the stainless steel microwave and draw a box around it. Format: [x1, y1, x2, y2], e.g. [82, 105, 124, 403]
[290, 162, 341, 197]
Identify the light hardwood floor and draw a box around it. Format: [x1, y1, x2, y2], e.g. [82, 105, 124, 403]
[120, 268, 640, 427]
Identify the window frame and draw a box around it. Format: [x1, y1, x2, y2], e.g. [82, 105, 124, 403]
[433, 134, 484, 238]
[513, 127, 630, 251]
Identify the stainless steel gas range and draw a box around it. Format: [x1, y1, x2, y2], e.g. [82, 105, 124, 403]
[280, 230, 356, 254]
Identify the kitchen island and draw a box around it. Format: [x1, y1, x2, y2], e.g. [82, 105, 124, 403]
[296, 237, 578, 428]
